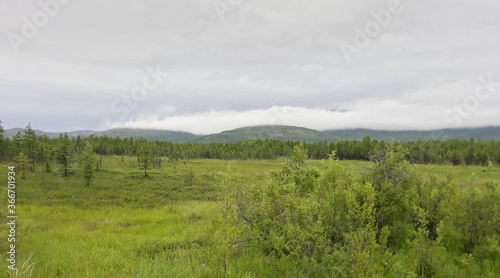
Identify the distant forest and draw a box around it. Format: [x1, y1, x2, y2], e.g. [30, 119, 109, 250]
[1, 123, 499, 169]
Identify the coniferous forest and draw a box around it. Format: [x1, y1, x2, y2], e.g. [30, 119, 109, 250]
[2, 124, 500, 167]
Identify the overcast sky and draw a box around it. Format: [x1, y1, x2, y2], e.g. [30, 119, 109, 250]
[1, 0, 499, 134]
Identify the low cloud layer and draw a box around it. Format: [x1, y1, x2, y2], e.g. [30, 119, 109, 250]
[114, 86, 500, 134]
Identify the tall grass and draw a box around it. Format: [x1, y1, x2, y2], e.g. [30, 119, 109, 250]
[1, 156, 498, 277]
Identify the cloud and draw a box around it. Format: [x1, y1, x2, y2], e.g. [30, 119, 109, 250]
[1, 0, 499, 132]
[112, 94, 500, 134]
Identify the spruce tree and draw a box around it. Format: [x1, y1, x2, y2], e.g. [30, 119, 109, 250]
[13, 152, 29, 179]
[45, 159, 52, 173]
[23, 123, 37, 172]
[56, 133, 74, 177]
[139, 144, 152, 177]
[81, 142, 96, 186]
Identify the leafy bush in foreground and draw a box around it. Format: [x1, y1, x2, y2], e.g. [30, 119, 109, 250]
[216, 144, 500, 277]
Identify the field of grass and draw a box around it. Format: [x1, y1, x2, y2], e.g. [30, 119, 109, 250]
[1, 156, 499, 277]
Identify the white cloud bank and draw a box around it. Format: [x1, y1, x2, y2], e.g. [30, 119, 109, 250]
[112, 97, 500, 135]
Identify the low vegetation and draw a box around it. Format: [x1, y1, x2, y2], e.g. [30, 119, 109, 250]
[0, 151, 497, 277]
[0, 123, 499, 277]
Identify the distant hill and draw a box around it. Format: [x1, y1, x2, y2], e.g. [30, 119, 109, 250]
[3, 128, 198, 142]
[192, 125, 341, 143]
[3, 128, 95, 139]
[325, 126, 500, 141]
[4, 126, 500, 143]
[96, 128, 198, 143]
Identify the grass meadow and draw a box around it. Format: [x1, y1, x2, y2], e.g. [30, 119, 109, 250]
[1, 156, 499, 277]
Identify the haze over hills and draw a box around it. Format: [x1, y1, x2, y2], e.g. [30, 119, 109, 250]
[4, 126, 500, 143]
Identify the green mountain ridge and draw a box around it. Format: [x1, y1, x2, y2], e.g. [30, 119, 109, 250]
[97, 129, 198, 143]
[192, 125, 341, 143]
[3, 128, 198, 143]
[4, 126, 500, 143]
[324, 126, 500, 141]
[3, 128, 96, 139]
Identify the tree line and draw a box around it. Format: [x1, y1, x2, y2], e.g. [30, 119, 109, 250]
[0, 122, 500, 179]
[1, 123, 499, 174]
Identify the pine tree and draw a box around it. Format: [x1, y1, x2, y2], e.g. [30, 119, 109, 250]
[0, 120, 4, 137]
[81, 142, 96, 186]
[139, 144, 152, 177]
[56, 133, 74, 177]
[13, 152, 29, 179]
[45, 159, 52, 173]
[23, 123, 37, 172]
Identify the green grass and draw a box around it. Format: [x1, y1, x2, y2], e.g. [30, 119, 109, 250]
[1, 156, 499, 277]
[14, 202, 215, 277]
[416, 163, 500, 188]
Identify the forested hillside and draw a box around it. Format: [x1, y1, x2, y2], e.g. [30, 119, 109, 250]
[325, 126, 500, 141]
[1, 124, 500, 167]
[4, 125, 500, 143]
[98, 128, 198, 143]
[193, 125, 341, 143]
